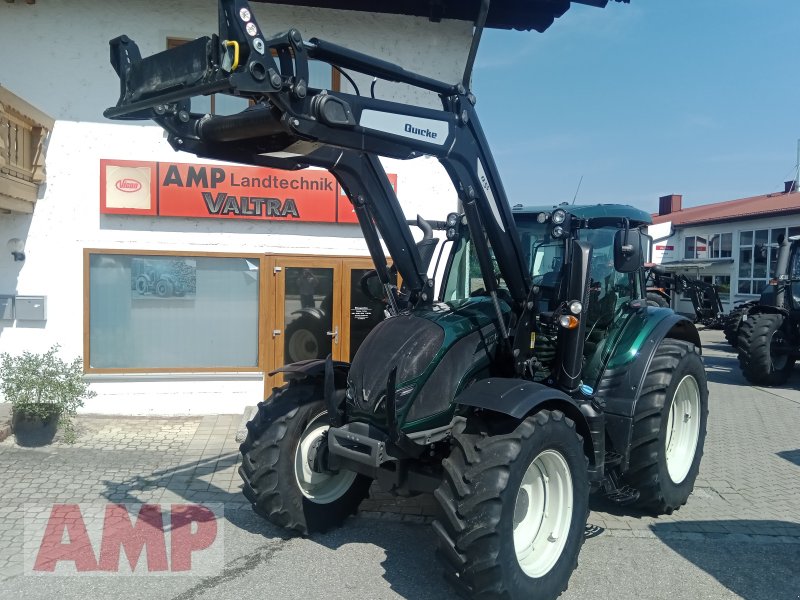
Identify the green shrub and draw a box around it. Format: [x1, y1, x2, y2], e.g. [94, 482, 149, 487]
[0, 345, 95, 442]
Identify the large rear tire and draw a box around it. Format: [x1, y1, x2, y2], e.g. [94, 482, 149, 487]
[433, 410, 588, 600]
[647, 292, 670, 309]
[624, 339, 708, 514]
[239, 382, 371, 534]
[723, 306, 746, 348]
[738, 313, 795, 385]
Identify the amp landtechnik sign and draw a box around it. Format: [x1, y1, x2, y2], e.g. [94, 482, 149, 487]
[100, 159, 397, 224]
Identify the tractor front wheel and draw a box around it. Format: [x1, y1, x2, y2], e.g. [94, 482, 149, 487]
[738, 313, 795, 385]
[433, 410, 588, 600]
[239, 383, 371, 534]
[625, 339, 708, 514]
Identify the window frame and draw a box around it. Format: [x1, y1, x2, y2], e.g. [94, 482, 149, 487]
[83, 248, 268, 374]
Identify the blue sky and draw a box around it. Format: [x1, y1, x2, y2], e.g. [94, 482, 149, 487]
[474, 0, 800, 214]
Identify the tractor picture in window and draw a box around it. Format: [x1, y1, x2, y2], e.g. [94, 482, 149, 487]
[134, 270, 187, 298]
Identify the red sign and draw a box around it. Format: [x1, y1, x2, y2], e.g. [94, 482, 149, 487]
[100, 159, 397, 224]
[655, 245, 675, 251]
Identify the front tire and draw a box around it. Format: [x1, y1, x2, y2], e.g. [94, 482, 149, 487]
[239, 382, 371, 534]
[624, 339, 708, 514]
[738, 313, 795, 385]
[433, 410, 588, 600]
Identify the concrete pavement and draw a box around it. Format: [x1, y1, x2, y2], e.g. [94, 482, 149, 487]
[0, 329, 798, 598]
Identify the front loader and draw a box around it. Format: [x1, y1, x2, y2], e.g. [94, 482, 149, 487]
[104, 1, 707, 598]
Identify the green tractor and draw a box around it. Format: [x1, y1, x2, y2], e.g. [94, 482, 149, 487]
[105, 1, 708, 598]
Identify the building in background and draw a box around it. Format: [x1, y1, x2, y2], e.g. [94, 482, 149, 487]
[648, 184, 800, 316]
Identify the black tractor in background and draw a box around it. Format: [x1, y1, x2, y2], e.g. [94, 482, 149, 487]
[737, 235, 800, 385]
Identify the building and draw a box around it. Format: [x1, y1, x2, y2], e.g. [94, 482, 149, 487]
[0, 0, 598, 414]
[648, 185, 800, 316]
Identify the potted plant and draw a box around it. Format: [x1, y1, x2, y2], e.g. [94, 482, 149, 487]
[0, 345, 95, 446]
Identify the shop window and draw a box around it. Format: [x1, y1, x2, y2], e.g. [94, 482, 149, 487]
[737, 228, 788, 296]
[167, 38, 339, 115]
[87, 252, 261, 371]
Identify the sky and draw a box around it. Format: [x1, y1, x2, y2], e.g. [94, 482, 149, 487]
[473, 0, 800, 214]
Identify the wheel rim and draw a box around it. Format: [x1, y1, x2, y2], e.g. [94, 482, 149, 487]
[665, 375, 701, 484]
[770, 329, 789, 370]
[294, 420, 357, 504]
[513, 449, 573, 579]
[288, 329, 319, 362]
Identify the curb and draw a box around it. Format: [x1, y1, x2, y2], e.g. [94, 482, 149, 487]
[0, 423, 10, 443]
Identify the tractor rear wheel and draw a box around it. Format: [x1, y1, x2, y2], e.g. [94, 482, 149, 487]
[723, 306, 747, 348]
[646, 292, 669, 308]
[433, 410, 588, 600]
[738, 313, 795, 385]
[239, 383, 371, 534]
[624, 339, 708, 514]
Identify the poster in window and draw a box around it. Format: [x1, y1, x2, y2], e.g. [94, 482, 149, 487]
[131, 258, 197, 300]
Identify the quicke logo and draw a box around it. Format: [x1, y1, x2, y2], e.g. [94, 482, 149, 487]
[404, 123, 438, 140]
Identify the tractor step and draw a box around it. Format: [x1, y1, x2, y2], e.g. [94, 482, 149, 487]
[603, 451, 623, 468]
[604, 484, 640, 505]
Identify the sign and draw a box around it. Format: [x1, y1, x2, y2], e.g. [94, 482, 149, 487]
[100, 159, 397, 224]
[655, 245, 675, 251]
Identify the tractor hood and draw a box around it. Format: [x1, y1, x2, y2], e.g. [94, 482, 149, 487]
[345, 296, 503, 431]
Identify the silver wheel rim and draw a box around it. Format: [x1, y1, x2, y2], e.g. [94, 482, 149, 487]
[513, 449, 573, 578]
[294, 420, 357, 504]
[288, 329, 319, 362]
[665, 375, 701, 484]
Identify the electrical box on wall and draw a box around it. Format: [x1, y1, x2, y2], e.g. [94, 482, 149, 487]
[14, 296, 47, 321]
[0, 296, 13, 321]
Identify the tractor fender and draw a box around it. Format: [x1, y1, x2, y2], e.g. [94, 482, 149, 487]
[269, 358, 350, 386]
[596, 311, 700, 471]
[454, 378, 604, 473]
[291, 307, 327, 320]
[745, 304, 789, 318]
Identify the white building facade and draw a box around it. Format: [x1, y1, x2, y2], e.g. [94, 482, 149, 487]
[0, 0, 474, 414]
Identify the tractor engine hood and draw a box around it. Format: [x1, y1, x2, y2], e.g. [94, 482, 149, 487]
[346, 297, 503, 431]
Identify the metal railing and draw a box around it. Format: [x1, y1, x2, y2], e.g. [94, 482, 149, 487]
[0, 86, 54, 213]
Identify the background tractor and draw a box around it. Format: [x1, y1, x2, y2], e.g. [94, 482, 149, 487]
[737, 235, 800, 384]
[105, 1, 707, 598]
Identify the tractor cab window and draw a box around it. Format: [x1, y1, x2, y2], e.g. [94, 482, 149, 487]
[580, 227, 637, 359]
[441, 233, 509, 303]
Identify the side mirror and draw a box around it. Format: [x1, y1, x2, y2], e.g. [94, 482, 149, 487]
[614, 228, 645, 273]
[359, 270, 385, 303]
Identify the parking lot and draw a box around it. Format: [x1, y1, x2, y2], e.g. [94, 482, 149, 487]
[0, 329, 798, 599]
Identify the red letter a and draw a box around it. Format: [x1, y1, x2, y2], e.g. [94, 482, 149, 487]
[33, 504, 98, 572]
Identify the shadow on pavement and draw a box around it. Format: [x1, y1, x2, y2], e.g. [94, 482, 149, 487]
[651, 520, 800, 600]
[777, 449, 800, 467]
[100, 456, 456, 599]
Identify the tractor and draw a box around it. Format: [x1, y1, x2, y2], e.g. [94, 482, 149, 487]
[646, 265, 725, 328]
[104, 1, 708, 598]
[737, 235, 800, 384]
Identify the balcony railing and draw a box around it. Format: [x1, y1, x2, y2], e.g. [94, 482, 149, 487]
[0, 86, 54, 214]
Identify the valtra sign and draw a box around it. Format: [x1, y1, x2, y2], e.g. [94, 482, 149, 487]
[100, 159, 397, 224]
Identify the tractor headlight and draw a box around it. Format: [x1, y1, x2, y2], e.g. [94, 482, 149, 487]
[551, 209, 567, 225]
[446, 212, 459, 228]
[558, 315, 580, 329]
[569, 300, 583, 315]
[552, 225, 564, 238]
[536, 212, 549, 224]
[446, 227, 457, 240]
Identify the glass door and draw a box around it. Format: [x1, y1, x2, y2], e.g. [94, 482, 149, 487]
[341, 259, 396, 361]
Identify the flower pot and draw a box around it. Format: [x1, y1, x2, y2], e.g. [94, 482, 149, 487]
[12, 410, 60, 447]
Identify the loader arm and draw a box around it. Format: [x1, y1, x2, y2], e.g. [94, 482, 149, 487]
[105, 0, 532, 308]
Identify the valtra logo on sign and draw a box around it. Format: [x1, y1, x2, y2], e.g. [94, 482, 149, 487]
[100, 159, 397, 224]
[115, 178, 143, 193]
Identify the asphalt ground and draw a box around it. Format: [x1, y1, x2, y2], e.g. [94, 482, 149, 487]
[0, 328, 798, 599]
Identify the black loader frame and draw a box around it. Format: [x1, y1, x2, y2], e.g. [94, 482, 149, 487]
[647, 265, 725, 328]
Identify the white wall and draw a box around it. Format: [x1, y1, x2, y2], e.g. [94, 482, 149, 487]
[0, 0, 472, 121]
[0, 0, 468, 414]
[0, 121, 458, 415]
